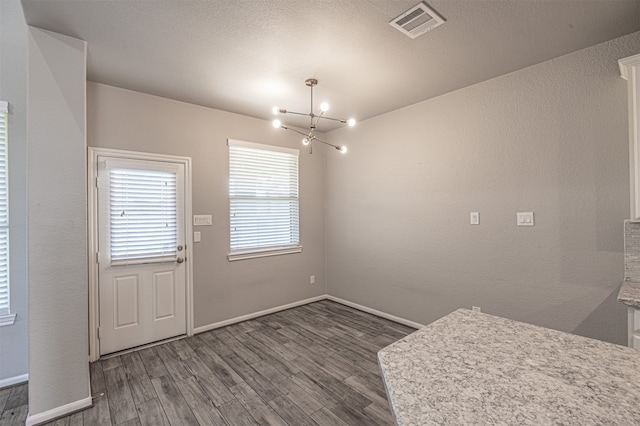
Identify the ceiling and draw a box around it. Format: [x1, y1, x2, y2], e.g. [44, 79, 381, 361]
[20, 0, 640, 131]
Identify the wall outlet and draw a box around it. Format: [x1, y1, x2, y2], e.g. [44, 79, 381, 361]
[310, 275, 315, 284]
[472, 306, 481, 312]
[516, 212, 534, 226]
[470, 212, 480, 225]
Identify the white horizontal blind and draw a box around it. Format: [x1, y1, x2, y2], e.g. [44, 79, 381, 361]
[109, 167, 177, 264]
[229, 140, 299, 251]
[0, 102, 9, 315]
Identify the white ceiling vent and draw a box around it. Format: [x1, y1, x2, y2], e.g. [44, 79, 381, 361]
[389, 2, 445, 39]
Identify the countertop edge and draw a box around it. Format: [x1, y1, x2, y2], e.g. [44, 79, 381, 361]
[618, 280, 640, 309]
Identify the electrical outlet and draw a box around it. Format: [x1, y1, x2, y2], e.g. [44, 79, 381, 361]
[470, 212, 480, 225]
[310, 275, 315, 284]
[516, 212, 534, 227]
[472, 306, 481, 312]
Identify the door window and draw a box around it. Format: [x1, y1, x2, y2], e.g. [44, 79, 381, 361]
[108, 167, 177, 265]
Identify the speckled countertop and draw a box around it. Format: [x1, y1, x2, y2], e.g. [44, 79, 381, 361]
[618, 279, 640, 309]
[378, 309, 640, 426]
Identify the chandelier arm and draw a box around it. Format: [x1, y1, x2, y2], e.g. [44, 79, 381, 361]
[312, 136, 341, 150]
[316, 115, 350, 123]
[312, 110, 325, 128]
[278, 110, 310, 117]
[280, 125, 311, 138]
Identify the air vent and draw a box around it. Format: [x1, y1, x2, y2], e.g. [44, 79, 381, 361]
[389, 2, 445, 39]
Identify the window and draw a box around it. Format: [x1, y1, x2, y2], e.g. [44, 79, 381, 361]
[0, 101, 12, 325]
[228, 139, 300, 261]
[108, 166, 178, 265]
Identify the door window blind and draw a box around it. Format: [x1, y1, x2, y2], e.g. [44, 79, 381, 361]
[0, 102, 9, 316]
[228, 140, 299, 252]
[109, 167, 177, 264]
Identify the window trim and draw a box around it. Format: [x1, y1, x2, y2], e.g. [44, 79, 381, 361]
[227, 246, 302, 262]
[227, 139, 302, 261]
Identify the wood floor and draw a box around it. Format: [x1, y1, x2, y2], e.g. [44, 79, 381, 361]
[0, 300, 415, 425]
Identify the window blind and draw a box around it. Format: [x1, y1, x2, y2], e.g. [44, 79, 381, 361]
[228, 140, 299, 253]
[109, 167, 177, 264]
[0, 102, 9, 316]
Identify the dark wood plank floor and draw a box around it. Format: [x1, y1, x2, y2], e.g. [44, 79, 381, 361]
[0, 300, 415, 426]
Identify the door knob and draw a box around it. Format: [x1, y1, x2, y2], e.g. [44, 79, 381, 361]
[176, 257, 184, 263]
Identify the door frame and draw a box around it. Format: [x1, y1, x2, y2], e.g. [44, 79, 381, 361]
[88, 147, 194, 362]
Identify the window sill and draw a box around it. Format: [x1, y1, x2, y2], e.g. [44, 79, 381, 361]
[228, 246, 302, 262]
[0, 313, 16, 327]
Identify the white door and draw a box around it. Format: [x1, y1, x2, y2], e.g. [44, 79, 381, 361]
[97, 156, 186, 355]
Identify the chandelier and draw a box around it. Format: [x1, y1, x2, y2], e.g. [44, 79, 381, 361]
[272, 78, 355, 154]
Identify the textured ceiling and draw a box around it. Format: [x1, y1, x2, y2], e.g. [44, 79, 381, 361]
[20, 0, 640, 131]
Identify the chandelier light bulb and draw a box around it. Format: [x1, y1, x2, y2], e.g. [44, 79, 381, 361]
[347, 118, 356, 127]
[272, 119, 282, 128]
[302, 138, 310, 146]
[272, 106, 280, 115]
[339, 146, 348, 154]
[320, 102, 329, 112]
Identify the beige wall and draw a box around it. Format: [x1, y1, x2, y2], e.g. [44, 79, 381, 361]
[325, 32, 640, 345]
[27, 27, 90, 418]
[87, 83, 326, 328]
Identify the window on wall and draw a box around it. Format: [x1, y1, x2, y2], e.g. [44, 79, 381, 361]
[227, 139, 301, 261]
[0, 101, 13, 325]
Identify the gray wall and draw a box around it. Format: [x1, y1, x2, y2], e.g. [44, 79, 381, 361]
[325, 32, 640, 345]
[27, 27, 90, 416]
[0, 0, 28, 384]
[87, 83, 326, 329]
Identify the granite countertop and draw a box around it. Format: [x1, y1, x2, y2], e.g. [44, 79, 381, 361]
[618, 279, 640, 309]
[378, 309, 640, 425]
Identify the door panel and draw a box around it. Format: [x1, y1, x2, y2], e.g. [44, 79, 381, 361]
[153, 271, 176, 320]
[114, 275, 139, 328]
[98, 156, 186, 355]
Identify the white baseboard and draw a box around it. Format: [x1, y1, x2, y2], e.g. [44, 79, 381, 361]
[327, 295, 425, 329]
[0, 373, 28, 389]
[193, 294, 423, 335]
[25, 396, 92, 426]
[193, 295, 327, 334]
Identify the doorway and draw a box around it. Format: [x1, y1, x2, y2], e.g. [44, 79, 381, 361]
[88, 148, 193, 360]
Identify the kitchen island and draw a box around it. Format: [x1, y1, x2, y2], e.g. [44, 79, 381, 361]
[378, 309, 640, 425]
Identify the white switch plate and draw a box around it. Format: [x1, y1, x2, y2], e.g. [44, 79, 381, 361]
[470, 212, 480, 225]
[193, 215, 212, 226]
[193, 231, 201, 242]
[517, 212, 534, 226]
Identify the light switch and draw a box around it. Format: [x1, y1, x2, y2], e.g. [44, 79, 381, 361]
[194, 231, 201, 242]
[470, 212, 480, 225]
[517, 212, 534, 226]
[193, 215, 212, 226]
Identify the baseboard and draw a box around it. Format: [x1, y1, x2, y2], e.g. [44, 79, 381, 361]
[193, 295, 327, 334]
[193, 294, 423, 334]
[0, 373, 28, 389]
[326, 295, 425, 329]
[25, 396, 92, 426]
